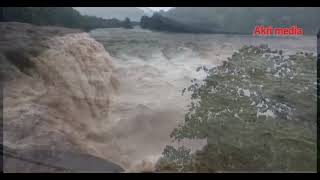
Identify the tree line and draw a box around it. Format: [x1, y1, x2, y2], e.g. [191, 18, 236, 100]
[141, 8, 320, 35]
[0, 7, 133, 31]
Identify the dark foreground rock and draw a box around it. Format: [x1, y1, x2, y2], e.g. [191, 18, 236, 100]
[2, 145, 124, 173]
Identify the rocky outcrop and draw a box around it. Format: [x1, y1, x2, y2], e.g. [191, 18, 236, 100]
[1, 22, 121, 172]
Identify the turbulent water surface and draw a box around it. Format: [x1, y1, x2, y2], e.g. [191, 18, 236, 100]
[89, 28, 316, 172]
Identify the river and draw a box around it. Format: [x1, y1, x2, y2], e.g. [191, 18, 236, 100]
[89, 27, 317, 172]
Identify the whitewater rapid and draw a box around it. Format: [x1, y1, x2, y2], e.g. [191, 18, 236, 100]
[89, 27, 317, 172]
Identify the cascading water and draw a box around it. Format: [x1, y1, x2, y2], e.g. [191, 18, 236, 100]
[89, 27, 317, 172]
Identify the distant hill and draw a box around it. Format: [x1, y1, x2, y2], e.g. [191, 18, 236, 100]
[0, 7, 133, 31]
[74, 7, 149, 22]
[159, 7, 320, 34]
[140, 13, 219, 34]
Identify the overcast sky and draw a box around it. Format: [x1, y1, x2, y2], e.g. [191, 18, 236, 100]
[148, 7, 173, 11]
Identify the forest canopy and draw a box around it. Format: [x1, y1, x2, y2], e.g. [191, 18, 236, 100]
[156, 45, 317, 172]
[145, 7, 320, 34]
[0, 7, 133, 31]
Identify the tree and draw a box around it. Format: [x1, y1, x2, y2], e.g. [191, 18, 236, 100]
[157, 45, 317, 172]
[0, 7, 133, 31]
[140, 13, 215, 34]
[122, 17, 133, 29]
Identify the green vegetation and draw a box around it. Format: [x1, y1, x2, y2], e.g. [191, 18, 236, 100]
[0, 7, 133, 31]
[156, 45, 317, 172]
[140, 13, 216, 34]
[123, 17, 133, 29]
